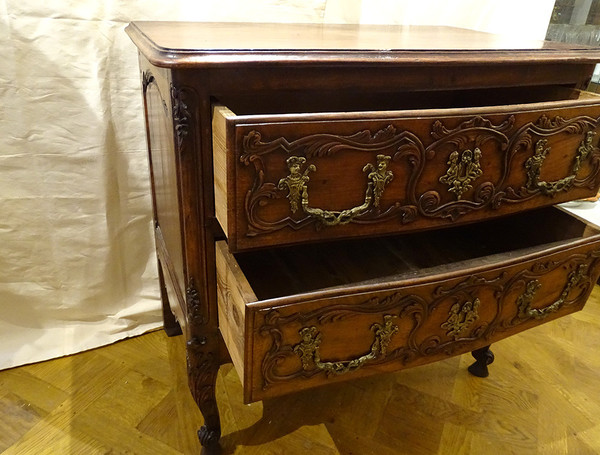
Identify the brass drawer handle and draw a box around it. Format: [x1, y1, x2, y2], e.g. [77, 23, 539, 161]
[525, 131, 595, 196]
[278, 154, 393, 226]
[293, 314, 399, 375]
[517, 264, 588, 320]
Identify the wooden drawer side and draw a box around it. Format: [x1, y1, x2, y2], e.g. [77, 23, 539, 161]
[213, 105, 236, 238]
[215, 241, 256, 392]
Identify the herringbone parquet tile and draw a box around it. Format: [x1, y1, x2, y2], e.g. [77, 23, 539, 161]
[2, 287, 600, 454]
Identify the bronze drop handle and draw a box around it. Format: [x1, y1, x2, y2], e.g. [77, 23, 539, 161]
[517, 264, 588, 320]
[278, 154, 393, 226]
[293, 315, 399, 376]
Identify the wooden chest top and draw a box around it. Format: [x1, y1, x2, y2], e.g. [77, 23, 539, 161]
[126, 21, 600, 68]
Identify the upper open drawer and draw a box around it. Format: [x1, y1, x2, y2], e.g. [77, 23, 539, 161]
[213, 88, 600, 252]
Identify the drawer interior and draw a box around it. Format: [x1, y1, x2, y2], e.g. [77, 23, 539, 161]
[215, 86, 598, 116]
[231, 207, 599, 301]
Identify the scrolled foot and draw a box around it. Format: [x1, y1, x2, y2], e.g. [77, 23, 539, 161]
[198, 424, 221, 451]
[468, 345, 494, 378]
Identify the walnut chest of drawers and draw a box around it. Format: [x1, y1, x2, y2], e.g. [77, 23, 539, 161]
[126, 21, 600, 449]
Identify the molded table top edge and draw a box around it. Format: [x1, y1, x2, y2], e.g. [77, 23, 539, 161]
[126, 21, 600, 68]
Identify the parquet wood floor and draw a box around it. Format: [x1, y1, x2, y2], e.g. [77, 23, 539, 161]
[2, 287, 600, 454]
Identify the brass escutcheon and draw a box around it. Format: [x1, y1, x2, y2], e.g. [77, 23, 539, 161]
[439, 148, 483, 200]
[440, 298, 480, 340]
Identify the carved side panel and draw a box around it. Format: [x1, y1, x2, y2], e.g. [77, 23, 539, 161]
[142, 70, 186, 321]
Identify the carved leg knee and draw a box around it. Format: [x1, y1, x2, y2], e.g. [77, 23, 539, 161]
[468, 345, 494, 378]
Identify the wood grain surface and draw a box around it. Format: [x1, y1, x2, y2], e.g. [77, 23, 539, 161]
[126, 22, 600, 68]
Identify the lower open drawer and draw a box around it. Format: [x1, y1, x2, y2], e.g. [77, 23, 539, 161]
[216, 207, 600, 403]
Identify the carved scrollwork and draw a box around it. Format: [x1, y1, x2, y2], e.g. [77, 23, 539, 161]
[243, 126, 421, 235]
[187, 277, 208, 326]
[170, 84, 191, 152]
[142, 71, 155, 93]
[430, 115, 515, 140]
[417, 115, 513, 218]
[497, 115, 600, 205]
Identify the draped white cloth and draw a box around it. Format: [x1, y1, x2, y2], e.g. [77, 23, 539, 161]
[0, 0, 554, 370]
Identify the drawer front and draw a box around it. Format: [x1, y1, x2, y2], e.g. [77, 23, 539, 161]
[214, 99, 600, 251]
[242, 242, 600, 402]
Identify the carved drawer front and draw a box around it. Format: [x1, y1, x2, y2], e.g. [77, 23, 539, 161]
[215, 207, 600, 403]
[212, 91, 600, 252]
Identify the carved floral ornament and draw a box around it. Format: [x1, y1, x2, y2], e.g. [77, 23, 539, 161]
[241, 114, 600, 236]
[170, 84, 191, 151]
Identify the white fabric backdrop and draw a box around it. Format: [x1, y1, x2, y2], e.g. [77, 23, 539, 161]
[0, 0, 555, 370]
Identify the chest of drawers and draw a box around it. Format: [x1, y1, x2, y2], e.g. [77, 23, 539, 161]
[126, 22, 600, 449]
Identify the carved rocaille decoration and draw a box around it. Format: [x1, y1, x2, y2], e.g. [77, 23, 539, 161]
[142, 71, 155, 93]
[186, 277, 208, 327]
[240, 114, 600, 237]
[277, 154, 393, 226]
[186, 337, 221, 447]
[170, 83, 221, 449]
[185, 276, 220, 447]
[293, 315, 399, 375]
[259, 249, 600, 387]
